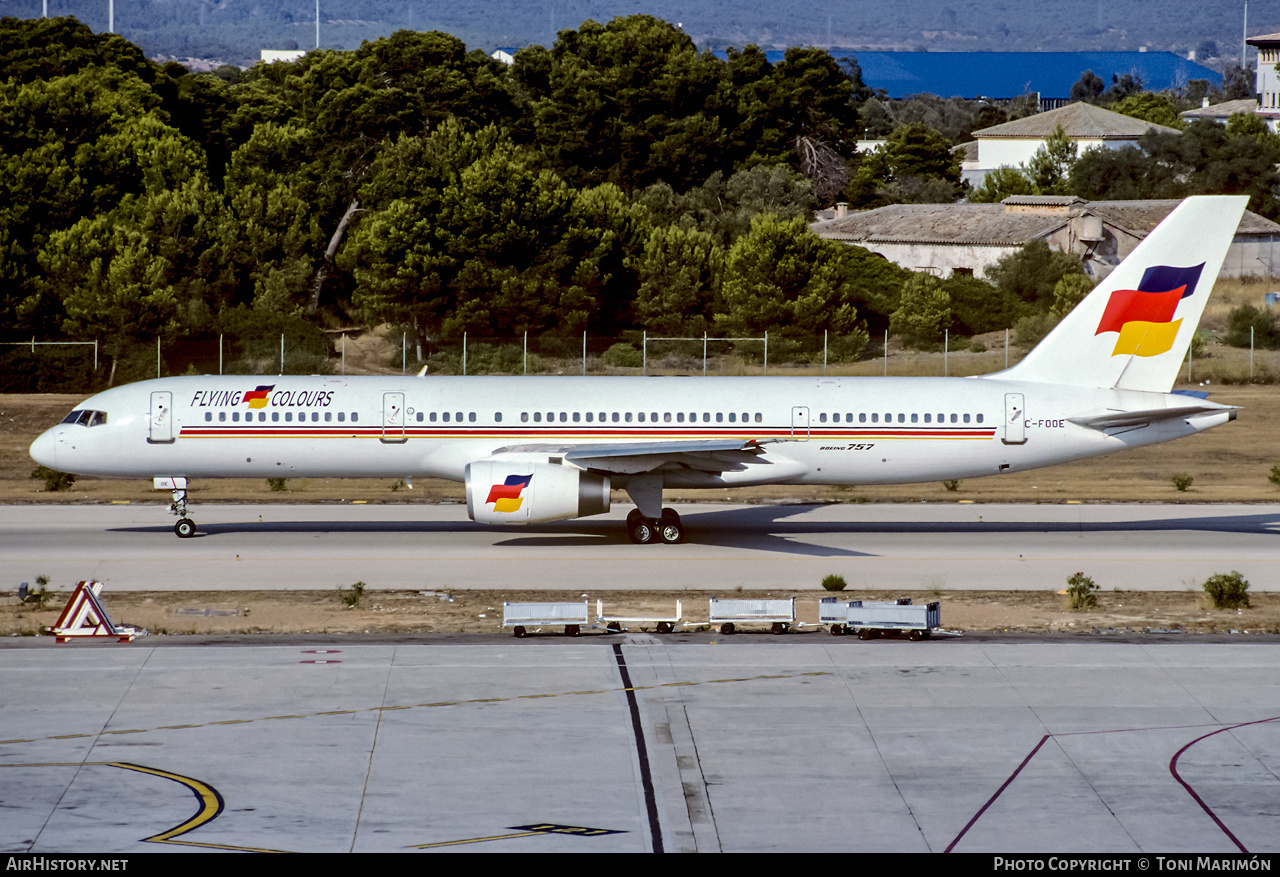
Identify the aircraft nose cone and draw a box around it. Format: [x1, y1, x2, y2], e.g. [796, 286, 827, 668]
[29, 429, 58, 469]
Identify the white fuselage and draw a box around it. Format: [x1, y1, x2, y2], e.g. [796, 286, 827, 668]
[29, 374, 1230, 489]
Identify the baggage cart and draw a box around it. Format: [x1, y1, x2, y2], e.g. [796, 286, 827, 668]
[824, 598, 940, 640]
[503, 601, 592, 637]
[709, 597, 796, 635]
[595, 599, 683, 633]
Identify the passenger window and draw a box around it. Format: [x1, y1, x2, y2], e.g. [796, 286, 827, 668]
[522, 412, 529, 422]
[586, 412, 593, 422]
[495, 413, 502, 423]
[338, 412, 346, 422]
[533, 412, 540, 423]
[818, 413, 826, 423]
[950, 414, 957, 423]
[911, 413, 918, 423]
[284, 412, 292, 422]
[573, 412, 580, 422]
[625, 412, 633, 422]
[458, 412, 465, 422]
[976, 414, 984, 424]
[612, 412, 620, 423]
[963, 413, 971, 423]
[665, 412, 672, 423]
[703, 413, 710, 422]
[859, 413, 866, 423]
[677, 412, 685, 423]
[326, 412, 332, 422]
[871, 413, 879, 423]
[651, 412, 658, 421]
[444, 412, 452, 422]
[205, 412, 212, 422]
[219, 412, 226, 422]
[232, 412, 240, 422]
[716, 413, 723, 423]
[755, 413, 762, 423]
[351, 413, 358, 422]
[272, 412, 280, 422]
[898, 413, 905, 423]
[558, 412, 566, 422]
[924, 413, 931, 423]
[730, 412, 738, 423]
[470, 412, 477, 422]
[638, 412, 645, 423]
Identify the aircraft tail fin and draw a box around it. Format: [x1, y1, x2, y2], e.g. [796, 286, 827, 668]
[988, 196, 1247, 393]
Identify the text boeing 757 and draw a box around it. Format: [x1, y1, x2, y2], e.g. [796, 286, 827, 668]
[30, 195, 1246, 543]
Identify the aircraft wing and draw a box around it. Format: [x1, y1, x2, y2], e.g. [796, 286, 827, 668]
[1068, 403, 1237, 432]
[488, 438, 787, 475]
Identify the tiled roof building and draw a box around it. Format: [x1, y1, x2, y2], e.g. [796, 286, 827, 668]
[812, 197, 1280, 281]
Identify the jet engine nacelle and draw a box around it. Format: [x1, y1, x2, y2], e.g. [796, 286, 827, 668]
[465, 460, 610, 524]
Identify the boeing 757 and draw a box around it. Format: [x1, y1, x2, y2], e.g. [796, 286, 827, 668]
[30, 196, 1246, 543]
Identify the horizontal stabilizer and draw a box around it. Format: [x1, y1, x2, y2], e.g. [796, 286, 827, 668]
[1068, 404, 1237, 431]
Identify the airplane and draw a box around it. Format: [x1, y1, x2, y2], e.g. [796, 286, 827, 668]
[30, 195, 1246, 544]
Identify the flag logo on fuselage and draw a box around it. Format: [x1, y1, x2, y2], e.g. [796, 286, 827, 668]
[486, 474, 533, 513]
[1094, 263, 1204, 357]
[243, 385, 275, 409]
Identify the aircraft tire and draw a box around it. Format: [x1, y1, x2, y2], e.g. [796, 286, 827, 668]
[174, 518, 196, 538]
[626, 508, 644, 528]
[658, 518, 684, 544]
[629, 519, 657, 544]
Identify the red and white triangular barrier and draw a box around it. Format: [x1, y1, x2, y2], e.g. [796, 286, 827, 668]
[50, 581, 139, 643]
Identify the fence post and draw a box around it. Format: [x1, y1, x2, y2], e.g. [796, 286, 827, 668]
[463, 331, 467, 376]
[219, 334, 224, 376]
[523, 331, 527, 375]
[280, 334, 284, 375]
[764, 330, 768, 376]
[582, 330, 586, 377]
[341, 334, 345, 376]
[703, 332, 708, 376]
[944, 329, 948, 377]
[823, 330, 827, 376]
[643, 330, 647, 376]
[156, 337, 161, 378]
[884, 329, 888, 377]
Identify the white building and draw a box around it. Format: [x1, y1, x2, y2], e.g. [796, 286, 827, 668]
[961, 102, 1180, 188]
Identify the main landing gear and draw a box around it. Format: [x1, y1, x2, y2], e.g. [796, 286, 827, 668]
[627, 508, 684, 545]
[170, 482, 196, 538]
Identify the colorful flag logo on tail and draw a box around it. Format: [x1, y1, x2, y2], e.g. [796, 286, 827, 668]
[1094, 264, 1204, 357]
[486, 474, 533, 514]
[244, 385, 275, 409]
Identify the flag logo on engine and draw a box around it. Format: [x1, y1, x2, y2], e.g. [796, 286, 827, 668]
[486, 474, 533, 513]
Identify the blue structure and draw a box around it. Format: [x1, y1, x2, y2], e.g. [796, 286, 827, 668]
[714, 50, 1223, 100]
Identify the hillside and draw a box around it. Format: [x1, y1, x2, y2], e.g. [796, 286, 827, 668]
[4, 1, 1274, 68]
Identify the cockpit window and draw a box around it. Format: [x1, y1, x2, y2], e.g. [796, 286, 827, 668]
[62, 409, 107, 427]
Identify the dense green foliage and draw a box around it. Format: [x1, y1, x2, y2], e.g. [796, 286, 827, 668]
[1, 15, 903, 383]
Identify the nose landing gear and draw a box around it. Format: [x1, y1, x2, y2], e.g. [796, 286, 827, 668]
[169, 480, 196, 538]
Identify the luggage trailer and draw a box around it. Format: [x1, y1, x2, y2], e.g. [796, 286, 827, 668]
[820, 597, 941, 640]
